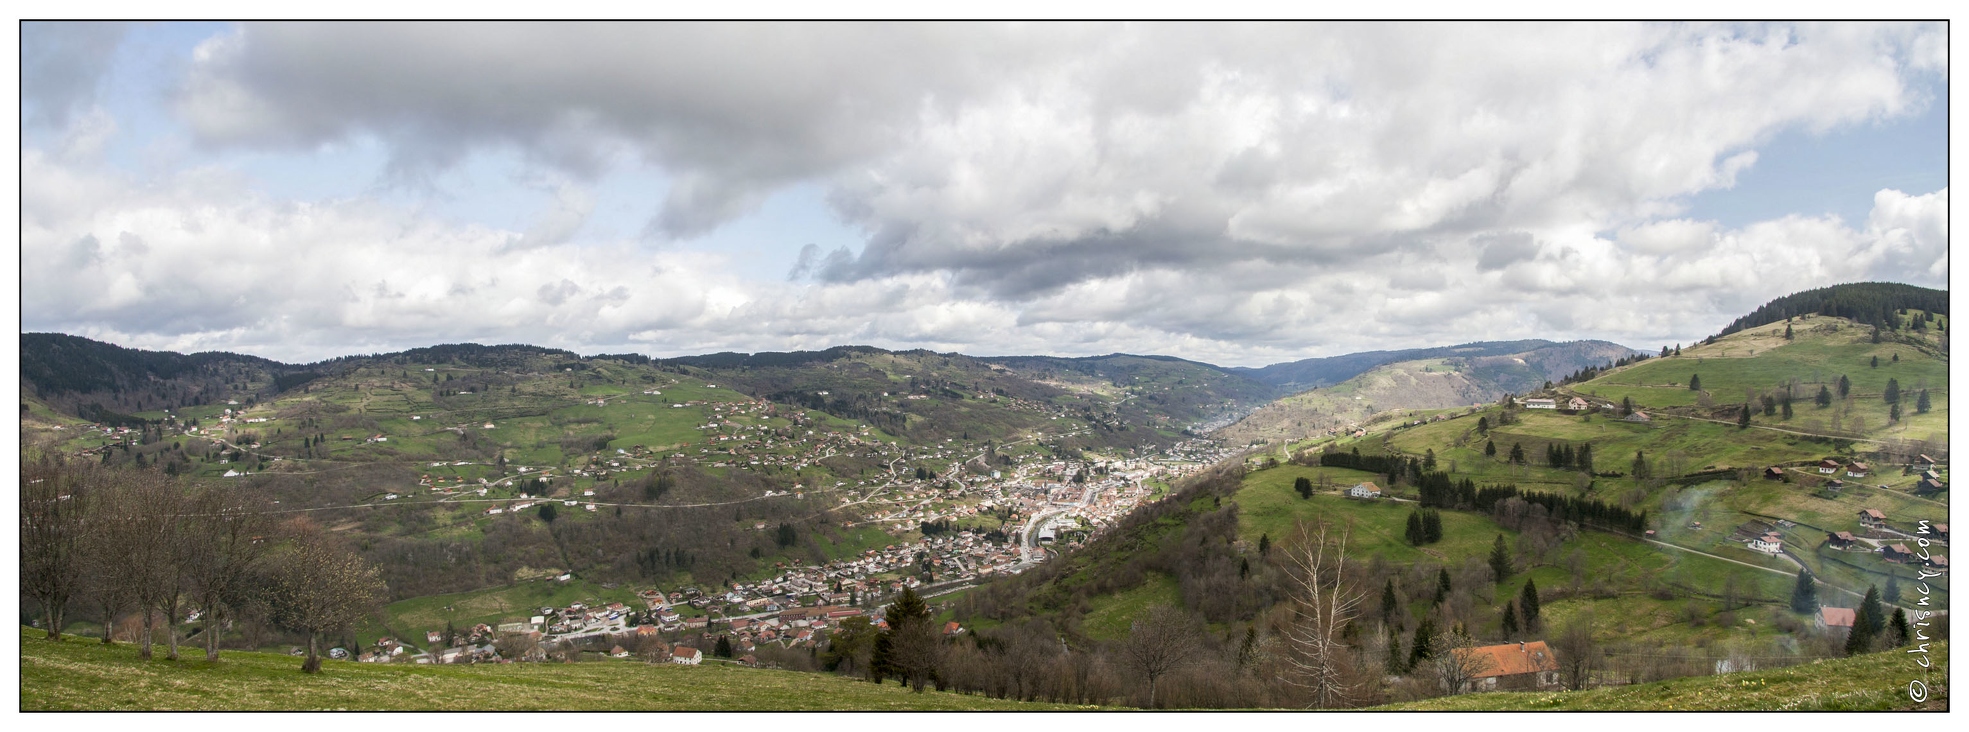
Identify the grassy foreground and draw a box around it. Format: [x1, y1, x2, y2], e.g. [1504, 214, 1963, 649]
[1379, 642, 1947, 711]
[18, 628, 1095, 711]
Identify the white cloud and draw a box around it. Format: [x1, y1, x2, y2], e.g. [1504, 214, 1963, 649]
[17, 22, 1952, 367]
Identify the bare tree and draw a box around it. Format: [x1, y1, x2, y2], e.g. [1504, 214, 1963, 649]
[1428, 627, 1497, 696]
[186, 484, 272, 662]
[267, 520, 387, 673]
[1280, 520, 1367, 708]
[1119, 603, 1202, 708]
[1552, 617, 1598, 691]
[20, 456, 93, 641]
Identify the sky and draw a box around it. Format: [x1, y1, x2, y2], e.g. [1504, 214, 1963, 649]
[16, 21, 1951, 368]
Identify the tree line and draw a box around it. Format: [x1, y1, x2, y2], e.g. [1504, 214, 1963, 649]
[21, 456, 386, 673]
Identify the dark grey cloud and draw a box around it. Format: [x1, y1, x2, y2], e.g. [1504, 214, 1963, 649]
[22, 21, 129, 127]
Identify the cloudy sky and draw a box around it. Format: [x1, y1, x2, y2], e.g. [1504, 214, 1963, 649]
[18, 21, 1949, 367]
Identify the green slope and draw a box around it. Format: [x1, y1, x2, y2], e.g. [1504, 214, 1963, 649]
[1378, 641, 1947, 711]
[19, 628, 1095, 711]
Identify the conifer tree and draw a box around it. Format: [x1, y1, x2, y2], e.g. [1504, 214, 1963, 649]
[1382, 578, 1400, 625]
[1838, 375, 1851, 397]
[1501, 601, 1519, 637]
[1689, 374, 1702, 391]
[1916, 389, 1931, 414]
[1384, 623, 1407, 675]
[1887, 608, 1911, 648]
[1884, 378, 1901, 404]
[1738, 404, 1752, 429]
[1406, 511, 1426, 546]
[1489, 535, 1512, 581]
[1519, 579, 1542, 632]
[1509, 443, 1525, 465]
[1476, 416, 1489, 434]
[1784, 322, 1794, 339]
[1890, 402, 1902, 423]
[1790, 568, 1818, 614]
[1258, 533, 1271, 557]
[1408, 616, 1435, 668]
[1485, 440, 1497, 459]
[1871, 355, 1880, 368]
[1423, 511, 1443, 543]
[1817, 385, 1833, 408]
[1782, 399, 1794, 420]
[1294, 476, 1313, 499]
[1434, 568, 1452, 606]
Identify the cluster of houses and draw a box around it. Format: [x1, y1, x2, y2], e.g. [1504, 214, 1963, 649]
[1820, 508, 1948, 572]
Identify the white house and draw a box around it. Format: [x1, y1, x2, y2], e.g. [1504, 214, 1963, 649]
[1747, 532, 1783, 555]
[672, 647, 702, 665]
[1349, 482, 1382, 499]
[1523, 398, 1557, 409]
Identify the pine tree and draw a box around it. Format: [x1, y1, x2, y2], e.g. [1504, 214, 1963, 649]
[1258, 533, 1270, 558]
[1382, 578, 1400, 625]
[1784, 323, 1794, 339]
[1887, 609, 1911, 648]
[1509, 443, 1525, 465]
[1790, 568, 1818, 614]
[1489, 535, 1513, 581]
[1817, 385, 1833, 408]
[1916, 389, 1931, 414]
[1890, 402, 1902, 423]
[1408, 616, 1435, 668]
[1519, 579, 1542, 632]
[1838, 375, 1851, 397]
[1782, 399, 1794, 420]
[1885, 378, 1901, 404]
[1871, 355, 1880, 368]
[1406, 511, 1426, 546]
[1689, 374, 1702, 391]
[1501, 601, 1520, 637]
[1577, 443, 1594, 474]
[1423, 511, 1443, 543]
[1385, 623, 1406, 675]
[1859, 585, 1885, 635]
[1435, 568, 1452, 606]
[715, 635, 733, 658]
[1294, 476, 1313, 499]
[1477, 416, 1489, 434]
[1631, 450, 1651, 481]
[1738, 404, 1752, 429]
[1485, 440, 1497, 459]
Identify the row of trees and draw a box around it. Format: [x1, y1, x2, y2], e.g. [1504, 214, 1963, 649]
[21, 457, 386, 672]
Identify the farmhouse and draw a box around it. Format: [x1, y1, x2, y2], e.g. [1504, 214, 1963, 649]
[1846, 461, 1870, 478]
[1623, 411, 1651, 423]
[1746, 532, 1783, 555]
[1567, 397, 1590, 411]
[1858, 508, 1887, 529]
[1349, 482, 1383, 499]
[1763, 466, 1786, 480]
[1523, 398, 1557, 410]
[1818, 459, 1842, 475]
[1455, 641, 1560, 692]
[671, 647, 702, 665]
[1817, 606, 1856, 630]
[1881, 544, 1915, 563]
[1825, 531, 1858, 549]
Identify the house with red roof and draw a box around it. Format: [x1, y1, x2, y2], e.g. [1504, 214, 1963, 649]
[1453, 641, 1560, 692]
[1816, 606, 1856, 631]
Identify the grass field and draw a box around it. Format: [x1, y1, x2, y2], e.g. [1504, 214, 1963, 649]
[19, 627, 1092, 711]
[1080, 572, 1182, 640]
[1379, 641, 1947, 711]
